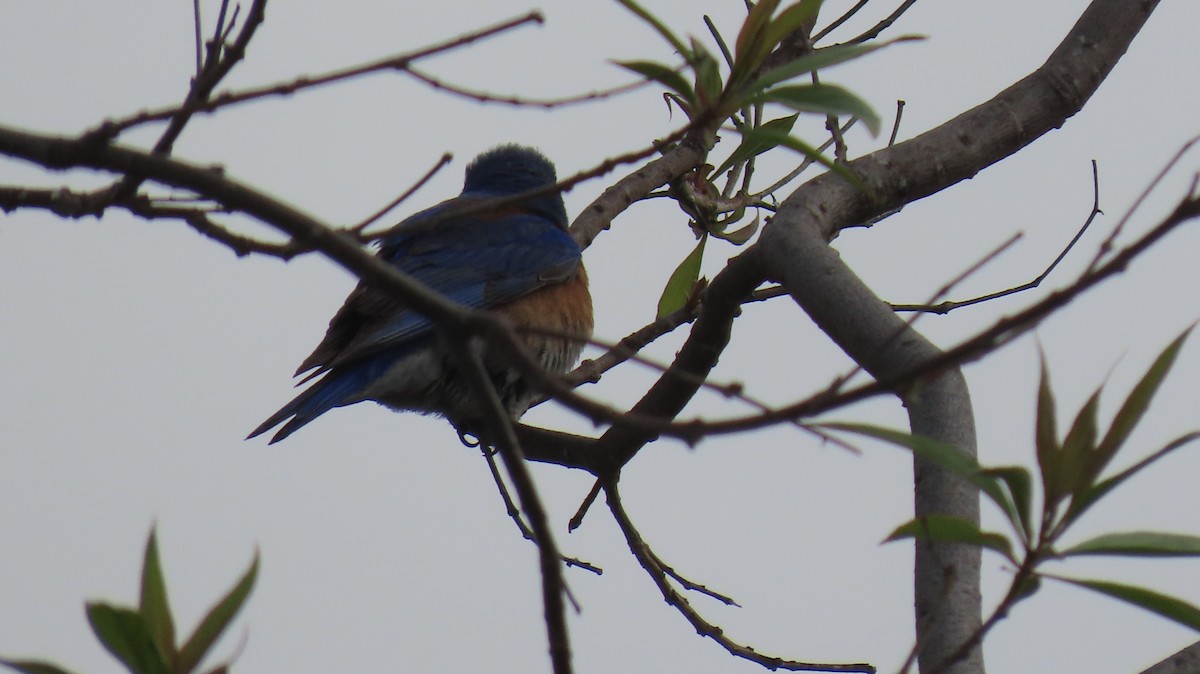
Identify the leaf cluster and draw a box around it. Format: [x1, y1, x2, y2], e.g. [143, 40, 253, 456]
[827, 328, 1200, 631]
[613, 0, 910, 317]
[2, 529, 259, 674]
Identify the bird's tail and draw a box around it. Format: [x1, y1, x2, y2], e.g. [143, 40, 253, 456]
[247, 363, 376, 444]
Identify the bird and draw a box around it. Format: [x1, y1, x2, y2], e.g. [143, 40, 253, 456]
[248, 145, 593, 444]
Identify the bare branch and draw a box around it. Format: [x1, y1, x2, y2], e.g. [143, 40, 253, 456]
[88, 12, 544, 140]
[605, 480, 876, 673]
[477, 443, 602, 576]
[1138, 641, 1200, 674]
[892, 160, 1102, 314]
[351, 152, 453, 234]
[405, 66, 654, 108]
[450, 334, 573, 674]
[841, 0, 920, 45]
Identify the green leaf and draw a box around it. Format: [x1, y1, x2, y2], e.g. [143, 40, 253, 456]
[691, 38, 724, 106]
[656, 235, 707, 318]
[1035, 349, 1062, 511]
[138, 529, 176, 661]
[747, 37, 919, 93]
[885, 515, 1015, 562]
[1058, 386, 1101, 496]
[713, 113, 798, 176]
[703, 15, 735, 68]
[1051, 576, 1200, 631]
[86, 603, 169, 674]
[981, 465, 1035, 544]
[753, 83, 881, 135]
[1091, 326, 1194, 484]
[711, 213, 759, 245]
[613, 60, 695, 107]
[823, 423, 1019, 533]
[0, 660, 82, 674]
[1062, 531, 1200, 558]
[613, 0, 690, 59]
[729, 0, 823, 87]
[176, 551, 259, 674]
[734, 0, 783, 66]
[760, 0, 823, 58]
[1064, 431, 1200, 528]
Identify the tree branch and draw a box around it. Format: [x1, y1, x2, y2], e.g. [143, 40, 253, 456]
[752, 2, 1161, 672]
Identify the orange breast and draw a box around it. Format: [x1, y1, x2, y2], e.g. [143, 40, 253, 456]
[499, 265, 593, 372]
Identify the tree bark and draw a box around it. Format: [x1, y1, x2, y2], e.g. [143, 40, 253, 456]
[755, 1, 1160, 671]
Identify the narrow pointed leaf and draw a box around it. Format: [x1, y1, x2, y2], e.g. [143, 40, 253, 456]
[981, 466, 1035, 543]
[823, 423, 1018, 530]
[754, 83, 881, 135]
[712, 214, 759, 245]
[713, 114, 798, 176]
[733, 0, 780, 66]
[704, 15, 735, 68]
[0, 660, 82, 674]
[747, 37, 920, 92]
[138, 529, 176, 661]
[760, 0, 823, 57]
[731, 0, 823, 86]
[1035, 350, 1062, 510]
[1093, 327, 1194, 480]
[86, 603, 169, 674]
[885, 515, 1015, 562]
[613, 60, 695, 105]
[1062, 531, 1200, 558]
[1052, 576, 1200, 631]
[691, 38, 724, 106]
[657, 235, 707, 318]
[176, 552, 259, 674]
[1059, 387, 1101, 496]
[614, 0, 690, 59]
[1064, 431, 1200, 527]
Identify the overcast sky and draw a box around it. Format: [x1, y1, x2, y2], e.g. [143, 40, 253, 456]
[3, 2, 1200, 673]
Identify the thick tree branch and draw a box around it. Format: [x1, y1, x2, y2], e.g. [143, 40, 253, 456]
[1139, 642, 1200, 674]
[759, 221, 982, 674]
[752, 2, 1161, 673]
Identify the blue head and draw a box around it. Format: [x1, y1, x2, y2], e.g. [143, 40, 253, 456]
[463, 145, 567, 228]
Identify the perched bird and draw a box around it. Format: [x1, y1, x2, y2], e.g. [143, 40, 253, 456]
[248, 145, 593, 444]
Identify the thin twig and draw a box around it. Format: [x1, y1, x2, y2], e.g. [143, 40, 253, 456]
[568, 481, 603, 532]
[887, 100, 906, 147]
[351, 152, 453, 234]
[812, 0, 871, 43]
[406, 66, 653, 108]
[479, 445, 602, 577]
[687, 181, 1200, 439]
[842, 0, 920, 45]
[1089, 136, 1200, 271]
[451, 334, 574, 674]
[892, 161, 1102, 314]
[649, 548, 741, 606]
[88, 12, 545, 140]
[605, 480, 876, 673]
[192, 0, 203, 75]
[752, 118, 857, 199]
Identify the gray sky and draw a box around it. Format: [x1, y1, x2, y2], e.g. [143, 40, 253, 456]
[2, 1, 1199, 673]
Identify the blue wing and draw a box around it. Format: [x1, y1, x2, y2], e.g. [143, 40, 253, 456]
[247, 194, 581, 443]
[299, 196, 581, 374]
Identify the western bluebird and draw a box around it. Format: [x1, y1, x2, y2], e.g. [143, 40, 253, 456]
[248, 145, 593, 444]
